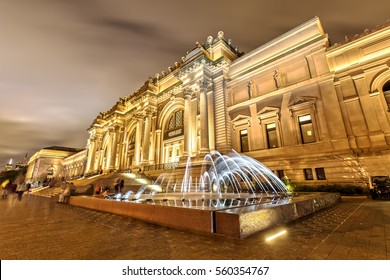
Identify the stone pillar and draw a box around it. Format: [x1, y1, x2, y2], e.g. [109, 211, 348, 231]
[134, 114, 143, 165]
[249, 104, 262, 150]
[155, 129, 162, 164]
[150, 114, 157, 164]
[85, 136, 96, 174]
[207, 90, 215, 152]
[199, 81, 209, 154]
[184, 88, 192, 156]
[117, 127, 126, 171]
[105, 129, 113, 170]
[109, 126, 119, 171]
[191, 92, 198, 155]
[142, 112, 152, 164]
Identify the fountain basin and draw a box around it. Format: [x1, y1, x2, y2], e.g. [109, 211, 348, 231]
[68, 192, 340, 238]
[215, 192, 341, 238]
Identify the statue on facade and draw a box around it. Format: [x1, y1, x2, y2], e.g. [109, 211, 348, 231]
[247, 80, 254, 99]
[273, 69, 281, 89]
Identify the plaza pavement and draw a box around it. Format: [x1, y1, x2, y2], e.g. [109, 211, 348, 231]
[0, 193, 389, 260]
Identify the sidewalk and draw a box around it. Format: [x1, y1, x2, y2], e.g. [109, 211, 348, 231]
[0, 194, 389, 259]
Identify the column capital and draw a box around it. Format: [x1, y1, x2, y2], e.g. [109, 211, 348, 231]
[135, 112, 145, 120]
[184, 87, 193, 98]
[198, 78, 213, 92]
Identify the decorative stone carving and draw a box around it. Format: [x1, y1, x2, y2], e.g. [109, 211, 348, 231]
[247, 80, 254, 99]
[206, 36, 213, 45]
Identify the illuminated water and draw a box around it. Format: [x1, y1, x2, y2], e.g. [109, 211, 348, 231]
[107, 150, 291, 209]
[156, 150, 288, 195]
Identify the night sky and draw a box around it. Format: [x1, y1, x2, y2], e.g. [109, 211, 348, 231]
[0, 0, 389, 169]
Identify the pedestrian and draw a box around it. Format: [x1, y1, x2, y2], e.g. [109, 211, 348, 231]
[94, 182, 101, 195]
[102, 187, 110, 198]
[9, 182, 17, 194]
[119, 178, 124, 193]
[114, 178, 120, 194]
[16, 183, 27, 201]
[1, 180, 10, 199]
[58, 182, 71, 203]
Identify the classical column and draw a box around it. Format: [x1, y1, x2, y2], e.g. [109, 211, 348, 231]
[155, 129, 162, 164]
[199, 80, 209, 154]
[134, 114, 143, 165]
[109, 126, 119, 171]
[207, 90, 215, 152]
[117, 127, 125, 170]
[105, 129, 113, 170]
[150, 114, 157, 164]
[191, 92, 198, 155]
[142, 112, 152, 164]
[183, 88, 192, 156]
[85, 136, 96, 174]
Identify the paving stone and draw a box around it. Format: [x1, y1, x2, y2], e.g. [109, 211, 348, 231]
[1, 195, 389, 259]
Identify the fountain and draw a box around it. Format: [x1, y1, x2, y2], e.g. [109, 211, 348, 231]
[69, 151, 341, 238]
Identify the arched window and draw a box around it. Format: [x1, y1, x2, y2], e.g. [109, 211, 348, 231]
[129, 131, 136, 145]
[167, 110, 184, 130]
[383, 81, 390, 111]
[164, 109, 184, 141]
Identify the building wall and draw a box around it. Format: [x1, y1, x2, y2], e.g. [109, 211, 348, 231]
[80, 17, 390, 187]
[63, 149, 87, 179]
[25, 148, 82, 183]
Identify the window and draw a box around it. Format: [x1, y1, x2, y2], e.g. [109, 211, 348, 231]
[383, 81, 390, 111]
[167, 110, 184, 130]
[277, 170, 284, 179]
[129, 131, 136, 145]
[299, 115, 316, 144]
[240, 129, 249, 152]
[303, 168, 313, 180]
[315, 168, 326, 180]
[47, 167, 55, 176]
[266, 122, 279, 148]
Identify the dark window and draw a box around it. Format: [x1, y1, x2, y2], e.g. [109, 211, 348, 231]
[315, 168, 326, 180]
[266, 123, 279, 148]
[277, 170, 284, 179]
[383, 81, 390, 111]
[299, 115, 316, 144]
[240, 129, 249, 152]
[303, 168, 313, 180]
[129, 131, 136, 144]
[168, 116, 174, 130]
[167, 110, 184, 130]
[47, 167, 54, 176]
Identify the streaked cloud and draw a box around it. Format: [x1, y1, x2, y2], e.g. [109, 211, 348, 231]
[0, 0, 388, 168]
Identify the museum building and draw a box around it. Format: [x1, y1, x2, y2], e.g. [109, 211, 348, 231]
[30, 17, 390, 187]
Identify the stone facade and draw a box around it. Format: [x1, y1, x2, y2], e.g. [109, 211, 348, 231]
[81, 17, 390, 187]
[25, 146, 84, 183]
[63, 149, 87, 179]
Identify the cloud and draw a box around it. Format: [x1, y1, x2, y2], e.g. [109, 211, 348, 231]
[96, 18, 161, 37]
[1, 0, 389, 169]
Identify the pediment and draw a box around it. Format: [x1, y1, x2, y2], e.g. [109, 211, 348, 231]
[231, 114, 251, 123]
[257, 106, 280, 116]
[288, 96, 317, 107]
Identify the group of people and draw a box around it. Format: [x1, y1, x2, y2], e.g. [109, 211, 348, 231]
[1, 180, 31, 201]
[58, 181, 76, 203]
[93, 178, 125, 198]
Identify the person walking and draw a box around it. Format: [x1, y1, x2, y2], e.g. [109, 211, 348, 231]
[119, 178, 124, 193]
[16, 183, 28, 201]
[1, 180, 10, 199]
